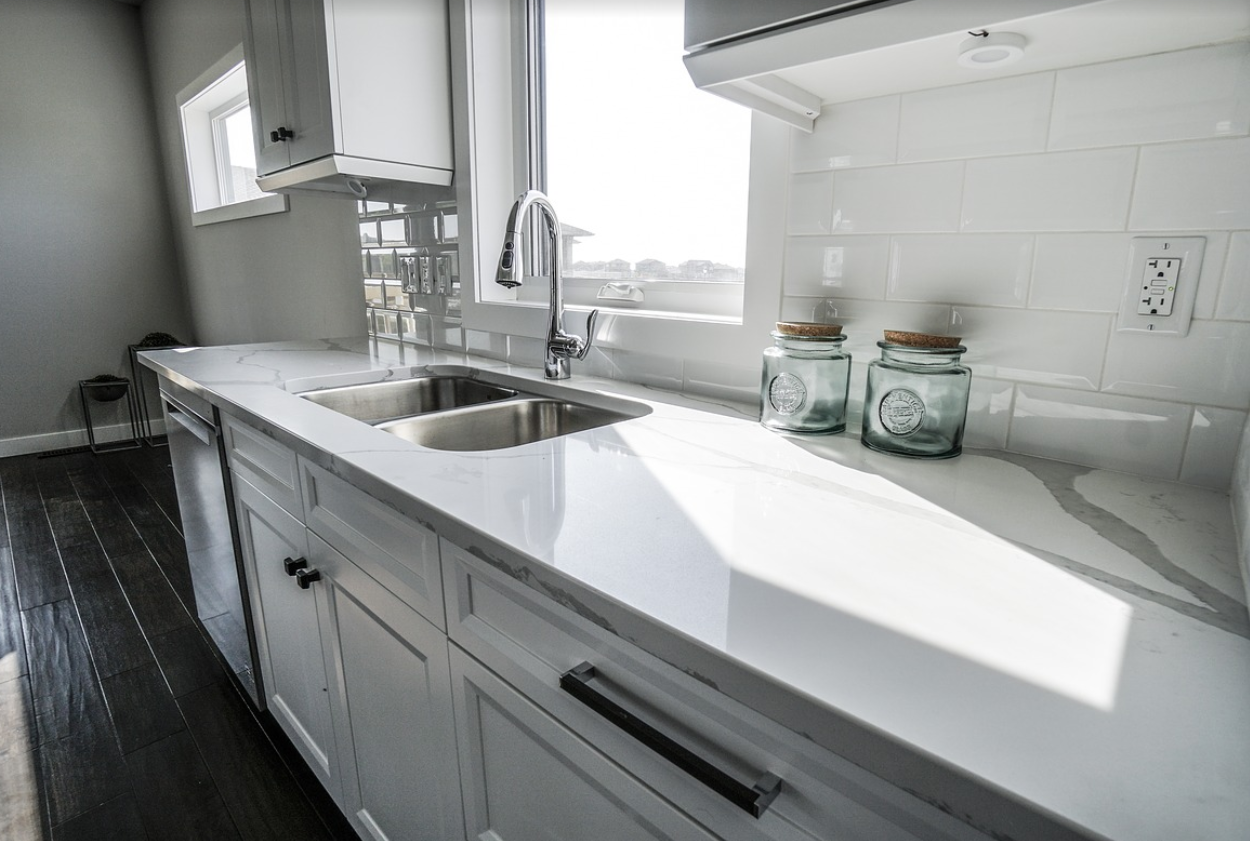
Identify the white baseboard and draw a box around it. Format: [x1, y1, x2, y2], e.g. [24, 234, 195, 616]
[0, 418, 166, 459]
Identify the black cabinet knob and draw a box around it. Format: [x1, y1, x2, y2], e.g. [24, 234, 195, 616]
[269, 126, 294, 142]
[283, 556, 308, 576]
[295, 568, 322, 589]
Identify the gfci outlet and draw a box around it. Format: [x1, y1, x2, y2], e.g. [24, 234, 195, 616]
[1117, 236, 1206, 337]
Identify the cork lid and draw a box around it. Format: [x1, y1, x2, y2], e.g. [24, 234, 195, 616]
[775, 321, 843, 337]
[883, 330, 962, 349]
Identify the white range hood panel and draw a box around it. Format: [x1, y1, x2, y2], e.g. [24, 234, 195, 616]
[685, 0, 1250, 131]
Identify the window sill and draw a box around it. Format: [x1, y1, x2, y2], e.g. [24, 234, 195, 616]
[191, 192, 288, 227]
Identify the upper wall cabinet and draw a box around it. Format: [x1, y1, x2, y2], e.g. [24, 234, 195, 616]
[243, 0, 454, 200]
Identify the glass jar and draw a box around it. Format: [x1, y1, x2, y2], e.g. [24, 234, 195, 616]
[760, 324, 850, 434]
[861, 341, 971, 458]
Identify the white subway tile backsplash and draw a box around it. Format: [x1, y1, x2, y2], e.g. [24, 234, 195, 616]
[1181, 406, 1249, 489]
[831, 162, 963, 233]
[791, 96, 899, 172]
[783, 236, 889, 299]
[787, 172, 835, 234]
[963, 377, 1014, 451]
[1049, 43, 1250, 151]
[1102, 320, 1250, 409]
[1215, 232, 1250, 321]
[888, 234, 1033, 307]
[1191, 232, 1230, 321]
[605, 349, 684, 390]
[1029, 234, 1129, 312]
[962, 148, 1137, 232]
[1009, 386, 1191, 480]
[899, 73, 1053, 163]
[1130, 137, 1250, 231]
[682, 360, 759, 407]
[463, 328, 507, 360]
[951, 306, 1110, 390]
[813, 298, 953, 358]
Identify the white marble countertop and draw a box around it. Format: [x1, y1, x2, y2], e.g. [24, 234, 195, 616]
[141, 337, 1250, 841]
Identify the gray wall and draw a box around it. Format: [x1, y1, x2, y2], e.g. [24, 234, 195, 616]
[139, 0, 366, 347]
[0, 0, 193, 451]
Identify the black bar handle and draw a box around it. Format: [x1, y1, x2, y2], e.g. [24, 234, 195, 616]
[295, 568, 321, 589]
[559, 662, 782, 818]
[283, 556, 308, 576]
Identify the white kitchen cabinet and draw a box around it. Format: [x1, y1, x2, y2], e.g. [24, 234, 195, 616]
[450, 644, 719, 841]
[233, 474, 342, 800]
[443, 540, 989, 841]
[308, 532, 463, 841]
[243, 0, 454, 193]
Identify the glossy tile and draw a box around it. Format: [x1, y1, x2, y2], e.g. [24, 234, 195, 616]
[101, 662, 187, 755]
[1102, 320, 1250, 409]
[962, 148, 1137, 232]
[791, 96, 899, 171]
[52, 793, 150, 841]
[1009, 386, 1191, 479]
[1191, 232, 1230, 321]
[964, 377, 1014, 451]
[1029, 234, 1130, 312]
[1130, 137, 1250, 231]
[951, 306, 1111, 390]
[1216, 232, 1250, 321]
[832, 162, 963, 233]
[786, 171, 834, 235]
[783, 235, 889, 299]
[124, 731, 241, 840]
[682, 360, 759, 406]
[811, 299, 954, 358]
[1050, 43, 1250, 150]
[888, 234, 1033, 307]
[1181, 406, 1249, 490]
[899, 73, 1053, 162]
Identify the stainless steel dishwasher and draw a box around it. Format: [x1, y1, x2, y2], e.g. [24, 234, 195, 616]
[161, 381, 263, 708]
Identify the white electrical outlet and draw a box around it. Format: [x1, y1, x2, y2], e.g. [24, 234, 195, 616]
[1117, 236, 1206, 337]
[1137, 256, 1180, 316]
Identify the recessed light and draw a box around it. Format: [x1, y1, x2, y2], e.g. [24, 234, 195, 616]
[958, 32, 1027, 68]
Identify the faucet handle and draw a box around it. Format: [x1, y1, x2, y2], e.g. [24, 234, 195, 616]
[574, 309, 599, 360]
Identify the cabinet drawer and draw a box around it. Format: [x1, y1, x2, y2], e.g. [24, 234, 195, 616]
[300, 458, 445, 629]
[222, 412, 302, 518]
[443, 540, 989, 841]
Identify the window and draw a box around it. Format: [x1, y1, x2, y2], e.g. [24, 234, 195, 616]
[177, 46, 286, 226]
[518, 0, 752, 321]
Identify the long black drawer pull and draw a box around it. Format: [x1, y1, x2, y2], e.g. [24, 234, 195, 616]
[559, 662, 782, 818]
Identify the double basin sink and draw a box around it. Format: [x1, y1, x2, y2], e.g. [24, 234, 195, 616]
[295, 368, 649, 451]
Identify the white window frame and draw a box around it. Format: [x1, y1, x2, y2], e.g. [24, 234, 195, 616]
[177, 45, 287, 227]
[452, 0, 786, 370]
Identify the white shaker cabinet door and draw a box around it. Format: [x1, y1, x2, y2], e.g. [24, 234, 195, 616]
[449, 644, 718, 841]
[308, 533, 463, 841]
[233, 474, 341, 802]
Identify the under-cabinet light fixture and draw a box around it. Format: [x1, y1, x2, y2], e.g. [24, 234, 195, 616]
[957, 31, 1027, 68]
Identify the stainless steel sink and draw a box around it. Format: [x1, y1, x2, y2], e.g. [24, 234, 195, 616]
[296, 368, 650, 449]
[299, 376, 516, 424]
[378, 397, 641, 451]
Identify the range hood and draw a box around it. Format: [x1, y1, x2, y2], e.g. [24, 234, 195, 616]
[683, 0, 1250, 132]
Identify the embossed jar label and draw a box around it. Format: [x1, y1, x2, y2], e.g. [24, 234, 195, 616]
[768, 373, 807, 416]
[879, 388, 925, 435]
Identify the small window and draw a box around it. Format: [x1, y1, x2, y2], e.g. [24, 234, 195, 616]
[530, 0, 751, 321]
[177, 47, 286, 226]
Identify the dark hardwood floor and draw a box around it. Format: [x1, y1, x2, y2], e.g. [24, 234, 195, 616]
[0, 445, 355, 840]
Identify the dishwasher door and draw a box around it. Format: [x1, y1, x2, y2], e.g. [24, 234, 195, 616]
[163, 391, 262, 708]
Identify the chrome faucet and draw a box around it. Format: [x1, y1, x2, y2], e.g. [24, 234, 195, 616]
[496, 190, 598, 379]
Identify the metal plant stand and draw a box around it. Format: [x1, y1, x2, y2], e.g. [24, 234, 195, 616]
[78, 378, 142, 453]
[129, 342, 179, 446]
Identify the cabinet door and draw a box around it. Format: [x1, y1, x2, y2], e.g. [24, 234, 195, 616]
[278, 0, 335, 166]
[449, 645, 718, 841]
[243, 0, 293, 175]
[233, 475, 341, 800]
[309, 533, 463, 841]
